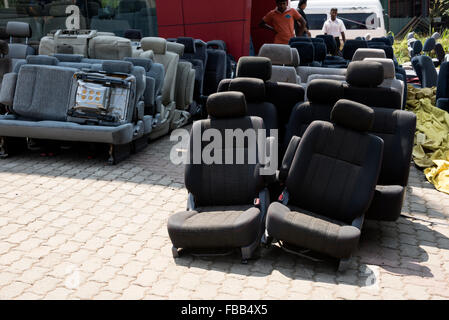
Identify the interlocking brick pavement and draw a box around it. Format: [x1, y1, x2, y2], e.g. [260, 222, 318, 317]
[0, 131, 448, 300]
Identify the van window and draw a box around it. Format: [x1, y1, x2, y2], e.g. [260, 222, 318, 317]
[338, 13, 378, 30]
[307, 14, 327, 30]
[0, 0, 158, 41]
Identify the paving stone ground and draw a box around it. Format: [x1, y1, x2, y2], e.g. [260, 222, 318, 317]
[0, 131, 449, 300]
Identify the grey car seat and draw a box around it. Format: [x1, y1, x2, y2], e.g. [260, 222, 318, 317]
[267, 99, 383, 268]
[167, 91, 270, 263]
[204, 45, 227, 95]
[5, 22, 35, 72]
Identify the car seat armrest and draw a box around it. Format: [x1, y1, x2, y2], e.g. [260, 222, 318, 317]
[279, 136, 301, 184]
[0, 72, 17, 106]
[187, 193, 196, 211]
[261, 136, 277, 185]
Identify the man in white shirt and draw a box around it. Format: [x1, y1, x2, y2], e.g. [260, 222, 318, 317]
[322, 8, 346, 55]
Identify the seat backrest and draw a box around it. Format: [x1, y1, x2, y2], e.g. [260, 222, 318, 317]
[185, 91, 265, 206]
[290, 42, 314, 66]
[412, 40, 423, 56]
[316, 34, 336, 55]
[343, 61, 401, 109]
[88, 35, 132, 60]
[204, 47, 227, 95]
[371, 37, 391, 46]
[286, 99, 383, 223]
[0, 40, 11, 83]
[312, 42, 326, 63]
[141, 36, 178, 105]
[437, 61, 449, 101]
[352, 48, 386, 61]
[296, 65, 346, 84]
[364, 57, 403, 104]
[423, 37, 436, 53]
[288, 37, 311, 45]
[284, 79, 343, 151]
[217, 77, 278, 132]
[12, 64, 77, 121]
[367, 43, 394, 59]
[411, 55, 438, 88]
[342, 40, 368, 60]
[435, 43, 446, 64]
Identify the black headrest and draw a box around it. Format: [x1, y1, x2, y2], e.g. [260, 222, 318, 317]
[236, 57, 272, 81]
[6, 21, 31, 38]
[53, 53, 83, 62]
[368, 44, 394, 59]
[310, 38, 325, 45]
[307, 79, 344, 104]
[124, 57, 153, 71]
[289, 36, 311, 44]
[207, 92, 247, 119]
[423, 37, 436, 52]
[346, 61, 384, 87]
[290, 42, 314, 64]
[228, 78, 266, 103]
[312, 42, 327, 62]
[207, 40, 227, 51]
[0, 40, 8, 56]
[177, 37, 196, 54]
[371, 37, 391, 46]
[331, 99, 374, 132]
[124, 29, 142, 41]
[26, 55, 58, 65]
[102, 60, 133, 74]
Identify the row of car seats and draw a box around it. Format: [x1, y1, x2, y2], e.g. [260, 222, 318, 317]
[167, 57, 416, 269]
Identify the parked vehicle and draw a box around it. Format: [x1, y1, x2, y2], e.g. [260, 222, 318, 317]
[291, 0, 387, 39]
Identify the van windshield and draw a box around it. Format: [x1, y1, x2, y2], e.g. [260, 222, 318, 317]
[307, 14, 327, 30]
[338, 13, 378, 30]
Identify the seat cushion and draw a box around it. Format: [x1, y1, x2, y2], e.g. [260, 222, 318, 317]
[365, 185, 405, 221]
[167, 205, 262, 249]
[266, 202, 361, 259]
[0, 118, 135, 145]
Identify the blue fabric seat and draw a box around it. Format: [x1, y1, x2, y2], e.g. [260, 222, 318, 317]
[411, 55, 438, 88]
[436, 61, 449, 111]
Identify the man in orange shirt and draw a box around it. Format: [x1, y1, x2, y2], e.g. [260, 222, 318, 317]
[259, 0, 306, 45]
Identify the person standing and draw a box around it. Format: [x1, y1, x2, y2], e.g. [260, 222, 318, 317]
[295, 0, 311, 37]
[322, 8, 346, 55]
[259, 0, 306, 45]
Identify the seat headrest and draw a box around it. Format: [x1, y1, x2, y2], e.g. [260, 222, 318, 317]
[6, 21, 32, 38]
[207, 40, 227, 51]
[290, 42, 314, 64]
[290, 48, 300, 67]
[177, 37, 196, 54]
[352, 48, 386, 61]
[0, 40, 8, 55]
[53, 53, 83, 62]
[207, 92, 247, 119]
[363, 58, 395, 79]
[49, 4, 69, 17]
[124, 29, 142, 41]
[124, 57, 153, 71]
[423, 37, 436, 52]
[331, 99, 374, 132]
[346, 61, 384, 87]
[26, 55, 58, 66]
[258, 44, 292, 65]
[236, 57, 272, 81]
[228, 78, 265, 103]
[413, 40, 423, 55]
[167, 42, 184, 56]
[288, 36, 311, 44]
[307, 79, 344, 104]
[407, 32, 415, 40]
[141, 37, 167, 54]
[431, 32, 440, 40]
[102, 60, 133, 74]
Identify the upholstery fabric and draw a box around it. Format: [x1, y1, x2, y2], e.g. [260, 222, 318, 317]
[365, 185, 405, 221]
[26, 55, 58, 66]
[13, 65, 77, 121]
[258, 44, 293, 66]
[177, 37, 196, 54]
[88, 36, 132, 60]
[267, 202, 361, 258]
[168, 206, 261, 248]
[102, 60, 133, 74]
[6, 21, 31, 38]
[342, 40, 368, 60]
[236, 57, 272, 81]
[330, 99, 374, 132]
[53, 54, 83, 62]
[352, 48, 386, 61]
[307, 79, 344, 104]
[141, 37, 167, 54]
[206, 91, 247, 119]
[346, 61, 384, 87]
[412, 55, 438, 88]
